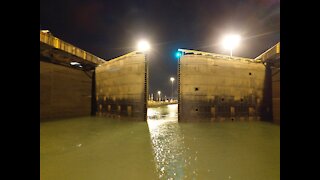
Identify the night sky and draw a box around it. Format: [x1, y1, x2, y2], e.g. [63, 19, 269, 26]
[40, 0, 280, 98]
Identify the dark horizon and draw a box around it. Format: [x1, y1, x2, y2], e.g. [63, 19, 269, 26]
[40, 0, 280, 97]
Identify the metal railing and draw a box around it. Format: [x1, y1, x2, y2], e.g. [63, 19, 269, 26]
[255, 42, 280, 61]
[178, 48, 258, 63]
[40, 31, 106, 64]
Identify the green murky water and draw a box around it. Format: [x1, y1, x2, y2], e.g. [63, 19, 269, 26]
[40, 104, 279, 180]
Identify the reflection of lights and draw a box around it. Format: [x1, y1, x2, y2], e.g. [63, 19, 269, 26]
[147, 108, 160, 120]
[167, 104, 178, 118]
[147, 119, 181, 178]
[147, 104, 187, 179]
[147, 119, 175, 132]
[147, 108, 157, 117]
[167, 104, 177, 109]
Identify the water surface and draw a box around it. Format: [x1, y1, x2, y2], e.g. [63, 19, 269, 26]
[41, 104, 279, 179]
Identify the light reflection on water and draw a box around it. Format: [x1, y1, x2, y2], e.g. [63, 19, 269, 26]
[147, 104, 280, 180]
[147, 104, 198, 179]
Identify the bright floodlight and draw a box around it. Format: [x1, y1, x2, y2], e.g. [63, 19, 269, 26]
[222, 34, 241, 56]
[170, 77, 175, 82]
[137, 40, 150, 52]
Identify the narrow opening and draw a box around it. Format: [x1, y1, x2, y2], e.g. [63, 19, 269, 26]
[221, 98, 224, 101]
[240, 98, 243, 102]
[195, 87, 199, 91]
[195, 108, 199, 111]
[249, 72, 252, 75]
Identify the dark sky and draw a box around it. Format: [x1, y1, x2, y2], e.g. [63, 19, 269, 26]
[40, 0, 280, 98]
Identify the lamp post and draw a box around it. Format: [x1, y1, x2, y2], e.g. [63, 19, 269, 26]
[157, 91, 161, 102]
[222, 34, 241, 57]
[170, 77, 175, 101]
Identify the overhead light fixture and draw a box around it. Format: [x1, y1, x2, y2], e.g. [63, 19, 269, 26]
[70, 62, 80, 66]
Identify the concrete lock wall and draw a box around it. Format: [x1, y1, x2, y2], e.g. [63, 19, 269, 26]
[95, 52, 147, 121]
[178, 55, 271, 122]
[40, 61, 93, 121]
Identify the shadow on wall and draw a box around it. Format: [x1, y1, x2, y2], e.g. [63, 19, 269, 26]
[259, 63, 273, 121]
[91, 70, 96, 116]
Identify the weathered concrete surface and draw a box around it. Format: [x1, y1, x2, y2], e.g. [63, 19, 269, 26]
[178, 52, 271, 122]
[40, 61, 93, 121]
[95, 52, 147, 121]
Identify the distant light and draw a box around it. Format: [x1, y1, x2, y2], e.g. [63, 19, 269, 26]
[222, 34, 241, 50]
[175, 51, 182, 58]
[157, 91, 161, 95]
[70, 62, 80, 66]
[41, 30, 50, 33]
[170, 77, 175, 82]
[137, 40, 151, 52]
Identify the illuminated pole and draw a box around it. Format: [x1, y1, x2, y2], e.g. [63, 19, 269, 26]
[157, 91, 161, 101]
[170, 77, 175, 100]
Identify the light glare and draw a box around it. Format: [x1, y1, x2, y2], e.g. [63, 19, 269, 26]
[222, 34, 241, 50]
[41, 30, 50, 33]
[70, 62, 80, 65]
[175, 51, 182, 58]
[137, 40, 151, 52]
